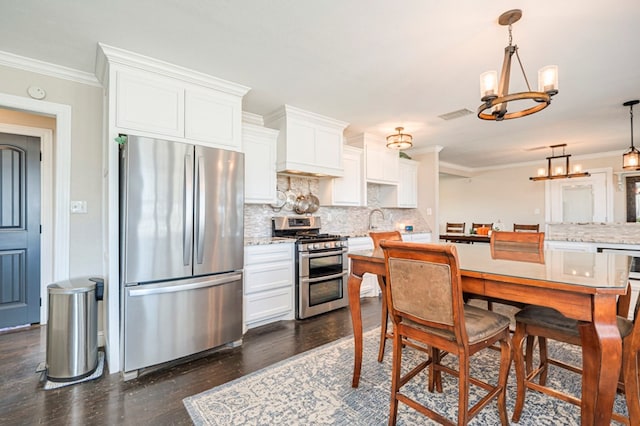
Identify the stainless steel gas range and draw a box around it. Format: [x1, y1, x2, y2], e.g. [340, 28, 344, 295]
[272, 216, 348, 319]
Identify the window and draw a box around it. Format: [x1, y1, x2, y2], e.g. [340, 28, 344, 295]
[626, 176, 640, 222]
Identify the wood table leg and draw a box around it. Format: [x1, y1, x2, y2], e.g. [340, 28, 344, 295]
[348, 270, 364, 388]
[578, 294, 621, 426]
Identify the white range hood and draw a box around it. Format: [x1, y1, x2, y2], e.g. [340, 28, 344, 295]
[264, 104, 349, 177]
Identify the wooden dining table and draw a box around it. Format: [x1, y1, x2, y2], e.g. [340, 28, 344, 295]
[439, 233, 490, 243]
[347, 243, 631, 426]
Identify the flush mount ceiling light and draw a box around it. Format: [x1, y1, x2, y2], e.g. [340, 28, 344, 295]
[386, 127, 413, 150]
[478, 9, 559, 121]
[529, 144, 590, 181]
[622, 100, 640, 170]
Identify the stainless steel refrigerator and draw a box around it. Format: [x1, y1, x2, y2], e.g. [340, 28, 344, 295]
[119, 135, 244, 375]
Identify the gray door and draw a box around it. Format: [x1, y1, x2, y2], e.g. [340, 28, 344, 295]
[0, 134, 41, 328]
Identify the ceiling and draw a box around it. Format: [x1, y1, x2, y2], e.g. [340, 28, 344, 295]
[1, 1, 639, 170]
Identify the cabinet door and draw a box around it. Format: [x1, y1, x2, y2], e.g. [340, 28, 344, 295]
[366, 144, 398, 184]
[116, 68, 184, 137]
[319, 146, 363, 206]
[315, 125, 343, 171]
[398, 160, 418, 208]
[185, 87, 242, 151]
[244, 124, 277, 204]
[287, 119, 316, 166]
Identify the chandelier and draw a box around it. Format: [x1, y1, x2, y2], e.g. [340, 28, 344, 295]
[478, 9, 559, 121]
[622, 100, 640, 170]
[529, 144, 590, 181]
[386, 127, 413, 150]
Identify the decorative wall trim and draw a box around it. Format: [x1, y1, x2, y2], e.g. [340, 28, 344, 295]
[0, 49, 100, 87]
[96, 43, 250, 96]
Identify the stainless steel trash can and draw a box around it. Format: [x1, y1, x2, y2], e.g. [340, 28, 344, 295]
[46, 277, 101, 382]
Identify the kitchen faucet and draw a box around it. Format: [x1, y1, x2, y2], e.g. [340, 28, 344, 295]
[368, 208, 385, 230]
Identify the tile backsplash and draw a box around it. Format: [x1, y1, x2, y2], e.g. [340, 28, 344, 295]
[244, 175, 430, 238]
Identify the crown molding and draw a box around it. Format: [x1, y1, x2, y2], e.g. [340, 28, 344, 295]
[97, 43, 250, 97]
[0, 50, 100, 87]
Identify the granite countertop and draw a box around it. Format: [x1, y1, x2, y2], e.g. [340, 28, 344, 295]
[244, 237, 296, 246]
[546, 222, 640, 245]
[347, 229, 432, 238]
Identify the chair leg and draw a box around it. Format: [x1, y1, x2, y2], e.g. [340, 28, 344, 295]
[622, 346, 640, 424]
[429, 347, 443, 393]
[497, 336, 512, 426]
[458, 353, 470, 425]
[538, 337, 549, 386]
[525, 335, 535, 374]
[388, 329, 403, 426]
[378, 292, 388, 362]
[512, 323, 527, 422]
[377, 275, 389, 362]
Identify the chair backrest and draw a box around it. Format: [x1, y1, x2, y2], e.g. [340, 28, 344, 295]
[369, 231, 403, 256]
[513, 224, 540, 232]
[490, 231, 545, 263]
[446, 222, 465, 233]
[380, 241, 467, 343]
[472, 223, 493, 231]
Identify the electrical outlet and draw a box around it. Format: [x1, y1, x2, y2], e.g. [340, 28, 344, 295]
[70, 201, 87, 214]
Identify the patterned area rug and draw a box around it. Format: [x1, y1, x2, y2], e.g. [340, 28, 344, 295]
[183, 328, 629, 425]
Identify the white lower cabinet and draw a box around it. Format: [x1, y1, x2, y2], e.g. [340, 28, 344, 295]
[348, 237, 379, 297]
[244, 243, 295, 330]
[403, 232, 432, 243]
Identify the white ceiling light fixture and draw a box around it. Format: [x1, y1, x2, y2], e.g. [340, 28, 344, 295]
[622, 100, 640, 170]
[386, 127, 413, 150]
[529, 144, 590, 181]
[478, 9, 559, 121]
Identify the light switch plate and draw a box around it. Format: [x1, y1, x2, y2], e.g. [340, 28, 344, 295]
[70, 200, 87, 214]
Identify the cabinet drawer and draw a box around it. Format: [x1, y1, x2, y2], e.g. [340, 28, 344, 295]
[245, 243, 293, 265]
[245, 287, 293, 324]
[244, 261, 293, 294]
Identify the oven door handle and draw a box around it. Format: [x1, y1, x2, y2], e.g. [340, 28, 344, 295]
[300, 271, 348, 284]
[299, 248, 347, 260]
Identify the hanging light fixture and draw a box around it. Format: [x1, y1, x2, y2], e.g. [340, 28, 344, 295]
[478, 9, 559, 121]
[386, 127, 413, 150]
[529, 144, 590, 181]
[622, 100, 640, 170]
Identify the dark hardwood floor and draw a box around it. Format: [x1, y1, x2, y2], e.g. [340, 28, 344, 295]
[0, 297, 383, 425]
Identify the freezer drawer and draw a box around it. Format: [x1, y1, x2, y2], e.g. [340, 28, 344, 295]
[123, 272, 243, 372]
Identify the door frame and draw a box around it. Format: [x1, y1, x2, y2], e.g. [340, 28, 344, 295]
[0, 93, 71, 324]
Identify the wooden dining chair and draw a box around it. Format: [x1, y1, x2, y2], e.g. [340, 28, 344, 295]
[471, 231, 545, 311]
[511, 282, 639, 424]
[380, 241, 512, 426]
[513, 223, 540, 232]
[369, 230, 403, 362]
[446, 222, 465, 233]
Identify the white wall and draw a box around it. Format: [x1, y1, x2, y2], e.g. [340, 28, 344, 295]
[0, 66, 104, 278]
[439, 152, 632, 233]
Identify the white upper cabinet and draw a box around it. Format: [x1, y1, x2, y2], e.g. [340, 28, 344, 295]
[184, 85, 242, 150]
[379, 158, 419, 208]
[347, 133, 399, 184]
[397, 159, 419, 208]
[115, 68, 185, 138]
[243, 121, 279, 204]
[318, 145, 365, 206]
[264, 105, 349, 177]
[97, 43, 249, 151]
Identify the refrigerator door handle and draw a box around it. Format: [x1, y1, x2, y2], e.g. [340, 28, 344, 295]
[128, 273, 242, 297]
[183, 153, 194, 266]
[196, 155, 206, 264]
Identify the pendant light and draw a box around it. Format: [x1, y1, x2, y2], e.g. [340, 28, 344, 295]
[623, 100, 640, 170]
[529, 144, 590, 181]
[478, 9, 558, 121]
